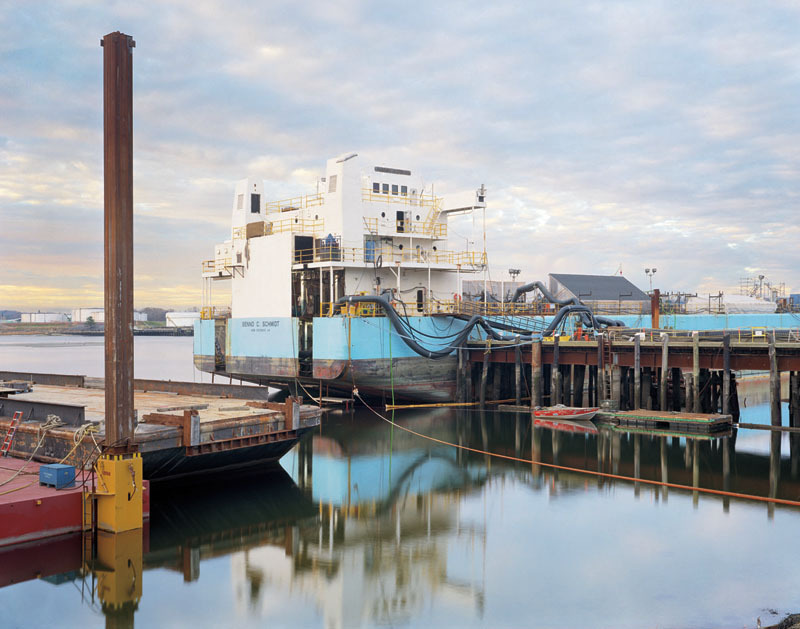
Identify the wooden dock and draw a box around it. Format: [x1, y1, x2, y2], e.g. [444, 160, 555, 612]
[458, 329, 800, 431]
[597, 409, 732, 433]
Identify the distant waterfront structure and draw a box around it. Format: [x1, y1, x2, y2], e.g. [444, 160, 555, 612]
[165, 311, 200, 327]
[72, 307, 147, 323]
[20, 312, 69, 323]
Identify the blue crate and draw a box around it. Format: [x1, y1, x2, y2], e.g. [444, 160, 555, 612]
[39, 464, 76, 489]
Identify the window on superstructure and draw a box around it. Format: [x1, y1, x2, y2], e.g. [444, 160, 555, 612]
[237, 194, 244, 210]
[401, 185, 407, 196]
[250, 193, 260, 214]
[328, 175, 338, 193]
[382, 183, 389, 194]
[391, 184, 398, 195]
[372, 182, 379, 194]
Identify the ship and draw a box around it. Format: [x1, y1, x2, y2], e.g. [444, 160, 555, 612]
[194, 153, 613, 402]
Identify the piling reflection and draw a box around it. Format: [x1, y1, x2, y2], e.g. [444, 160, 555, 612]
[2, 405, 800, 627]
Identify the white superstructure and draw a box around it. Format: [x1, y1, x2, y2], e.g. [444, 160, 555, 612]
[202, 153, 487, 319]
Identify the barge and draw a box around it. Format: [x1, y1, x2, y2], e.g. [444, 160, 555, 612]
[0, 373, 321, 481]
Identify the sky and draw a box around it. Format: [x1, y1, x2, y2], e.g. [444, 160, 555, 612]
[1, 0, 799, 311]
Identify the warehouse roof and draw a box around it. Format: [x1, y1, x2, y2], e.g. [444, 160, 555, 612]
[550, 273, 649, 301]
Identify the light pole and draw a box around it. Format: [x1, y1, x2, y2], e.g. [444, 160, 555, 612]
[645, 267, 657, 291]
[508, 268, 521, 303]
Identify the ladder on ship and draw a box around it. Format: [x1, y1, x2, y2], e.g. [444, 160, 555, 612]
[1, 411, 23, 457]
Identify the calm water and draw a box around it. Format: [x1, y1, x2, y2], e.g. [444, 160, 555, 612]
[2, 335, 800, 628]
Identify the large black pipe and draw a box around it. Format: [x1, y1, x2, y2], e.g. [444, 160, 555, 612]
[510, 280, 624, 328]
[336, 295, 539, 359]
[334, 296, 620, 360]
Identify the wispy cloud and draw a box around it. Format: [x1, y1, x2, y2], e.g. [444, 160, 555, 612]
[1, 0, 800, 310]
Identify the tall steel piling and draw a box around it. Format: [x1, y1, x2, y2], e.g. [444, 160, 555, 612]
[102, 31, 136, 453]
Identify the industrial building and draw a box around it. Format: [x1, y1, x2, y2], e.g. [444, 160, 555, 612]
[165, 311, 200, 327]
[72, 308, 147, 323]
[548, 273, 651, 314]
[20, 312, 69, 323]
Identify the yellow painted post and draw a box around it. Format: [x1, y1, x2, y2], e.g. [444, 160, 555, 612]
[94, 453, 143, 533]
[95, 528, 143, 615]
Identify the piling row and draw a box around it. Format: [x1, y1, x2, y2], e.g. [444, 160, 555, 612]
[463, 331, 800, 425]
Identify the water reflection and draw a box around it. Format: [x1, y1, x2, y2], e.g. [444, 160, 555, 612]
[3, 406, 800, 627]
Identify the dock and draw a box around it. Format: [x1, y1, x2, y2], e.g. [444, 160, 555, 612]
[458, 328, 800, 430]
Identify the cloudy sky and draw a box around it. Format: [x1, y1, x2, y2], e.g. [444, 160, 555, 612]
[1, 0, 799, 310]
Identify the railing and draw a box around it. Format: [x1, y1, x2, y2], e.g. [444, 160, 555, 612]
[264, 193, 324, 213]
[201, 258, 232, 275]
[362, 188, 439, 209]
[362, 215, 447, 238]
[294, 246, 486, 267]
[319, 299, 556, 318]
[200, 306, 231, 320]
[233, 218, 325, 240]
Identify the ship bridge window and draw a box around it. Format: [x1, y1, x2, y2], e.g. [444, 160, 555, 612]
[391, 184, 398, 195]
[382, 183, 389, 194]
[328, 175, 338, 193]
[250, 193, 260, 214]
[401, 185, 408, 196]
[372, 182, 379, 193]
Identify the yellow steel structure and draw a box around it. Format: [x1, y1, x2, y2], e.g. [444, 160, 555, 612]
[92, 452, 143, 533]
[95, 528, 143, 612]
[294, 246, 486, 267]
[264, 192, 324, 213]
[232, 217, 325, 240]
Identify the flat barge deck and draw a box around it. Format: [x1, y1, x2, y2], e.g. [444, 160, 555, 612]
[0, 374, 322, 481]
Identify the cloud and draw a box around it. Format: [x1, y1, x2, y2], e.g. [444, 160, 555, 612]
[2, 0, 800, 310]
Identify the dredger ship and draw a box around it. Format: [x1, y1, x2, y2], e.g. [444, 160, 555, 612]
[194, 152, 617, 401]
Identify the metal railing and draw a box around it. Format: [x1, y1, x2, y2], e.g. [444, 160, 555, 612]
[294, 246, 486, 267]
[200, 306, 231, 320]
[201, 258, 232, 275]
[319, 299, 557, 318]
[362, 188, 439, 209]
[233, 218, 325, 240]
[362, 216, 446, 238]
[264, 193, 324, 213]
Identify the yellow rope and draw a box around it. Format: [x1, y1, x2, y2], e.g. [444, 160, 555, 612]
[358, 392, 800, 509]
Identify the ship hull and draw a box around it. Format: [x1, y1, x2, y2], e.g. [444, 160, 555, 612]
[194, 315, 463, 402]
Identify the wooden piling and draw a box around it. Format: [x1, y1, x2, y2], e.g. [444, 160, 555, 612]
[671, 367, 681, 411]
[531, 339, 543, 407]
[456, 347, 464, 402]
[514, 345, 522, 406]
[722, 332, 731, 415]
[573, 365, 586, 407]
[692, 332, 700, 413]
[769, 332, 781, 426]
[480, 350, 489, 407]
[491, 364, 502, 401]
[552, 336, 561, 405]
[634, 335, 641, 410]
[659, 334, 669, 411]
[612, 365, 622, 408]
[597, 336, 606, 401]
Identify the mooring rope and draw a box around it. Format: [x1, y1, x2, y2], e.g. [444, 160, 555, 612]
[354, 391, 800, 508]
[0, 414, 65, 488]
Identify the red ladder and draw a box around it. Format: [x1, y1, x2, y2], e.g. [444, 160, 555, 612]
[1, 411, 23, 457]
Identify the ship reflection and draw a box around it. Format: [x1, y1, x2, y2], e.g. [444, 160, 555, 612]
[3, 404, 799, 628]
